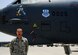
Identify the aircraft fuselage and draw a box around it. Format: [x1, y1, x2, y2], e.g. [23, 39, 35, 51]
[0, 2, 78, 45]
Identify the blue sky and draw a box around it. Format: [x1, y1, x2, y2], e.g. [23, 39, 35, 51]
[0, 0, 16, 10]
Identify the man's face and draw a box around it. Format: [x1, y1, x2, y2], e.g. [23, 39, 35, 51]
[16, 28, 23, 39]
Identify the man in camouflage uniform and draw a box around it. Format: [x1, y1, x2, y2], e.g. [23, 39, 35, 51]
[10, 28, 28, 55]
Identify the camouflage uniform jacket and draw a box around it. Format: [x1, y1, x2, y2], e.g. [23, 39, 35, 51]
[10, 37, 28, 55]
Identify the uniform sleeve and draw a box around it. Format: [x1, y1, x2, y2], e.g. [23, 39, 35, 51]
[10, 41, 14, 55]
[25, 39, 29, 54]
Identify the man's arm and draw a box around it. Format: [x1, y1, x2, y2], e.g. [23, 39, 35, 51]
[10, 41, 14, 55]
[25, 39, 29, 54]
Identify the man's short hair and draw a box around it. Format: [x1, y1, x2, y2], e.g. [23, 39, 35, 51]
[17, 28, 23, 31]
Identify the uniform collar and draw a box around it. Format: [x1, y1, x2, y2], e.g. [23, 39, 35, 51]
[16, 37, 23, 42]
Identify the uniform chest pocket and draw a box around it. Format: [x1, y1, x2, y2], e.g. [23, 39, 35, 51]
[21, 42, 25, 49]
[13, 42, 19, 49]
